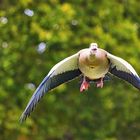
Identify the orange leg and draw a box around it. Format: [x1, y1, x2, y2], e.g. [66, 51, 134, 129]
[96, 77, 104, 88]
[80, 77, 90, 92]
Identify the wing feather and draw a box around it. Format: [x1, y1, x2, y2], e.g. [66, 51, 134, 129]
[107, 53, 140, 90]
[20, 53, 81, 122]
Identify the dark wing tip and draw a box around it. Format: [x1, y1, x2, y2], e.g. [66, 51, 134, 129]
[19, 75, 51, 123]
[19, 101, 36, 123]
[19, 113, 27, 123]
[19, 101, 37, 123]
[19, 92, 45, 123]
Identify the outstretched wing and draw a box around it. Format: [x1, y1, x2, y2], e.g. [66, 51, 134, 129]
[20, 53, 81, 122]
[107, 53, 140, 90]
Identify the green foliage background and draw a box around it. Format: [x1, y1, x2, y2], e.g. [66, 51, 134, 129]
[0, 0, 140, 139]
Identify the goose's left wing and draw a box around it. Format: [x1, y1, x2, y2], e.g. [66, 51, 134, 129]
[20, 53, 81, 122]
[107, 53, 140, 90]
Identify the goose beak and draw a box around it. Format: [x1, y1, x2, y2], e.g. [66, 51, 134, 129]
[89, 42, 98, 54]
[90, 47, 98, 55]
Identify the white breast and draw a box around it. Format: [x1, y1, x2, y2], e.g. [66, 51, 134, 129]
[79, 65, 109, 79]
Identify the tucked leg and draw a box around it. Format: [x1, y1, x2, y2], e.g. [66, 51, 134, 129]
[80, 76, 90, 92]
[96, 77, 104, 88]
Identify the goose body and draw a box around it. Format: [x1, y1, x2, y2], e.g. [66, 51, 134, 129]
[78, 48, 109, 79]
[20, 43, 140, 122]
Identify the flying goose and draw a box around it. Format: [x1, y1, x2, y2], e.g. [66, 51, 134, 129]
[20, 43, 140, 122]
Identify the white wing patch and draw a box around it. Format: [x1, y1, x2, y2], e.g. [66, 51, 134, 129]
[48, 53, 79, 76]
[107, 53, 138, 77]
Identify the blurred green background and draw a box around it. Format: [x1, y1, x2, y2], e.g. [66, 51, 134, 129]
[0, 0, 140, 140]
